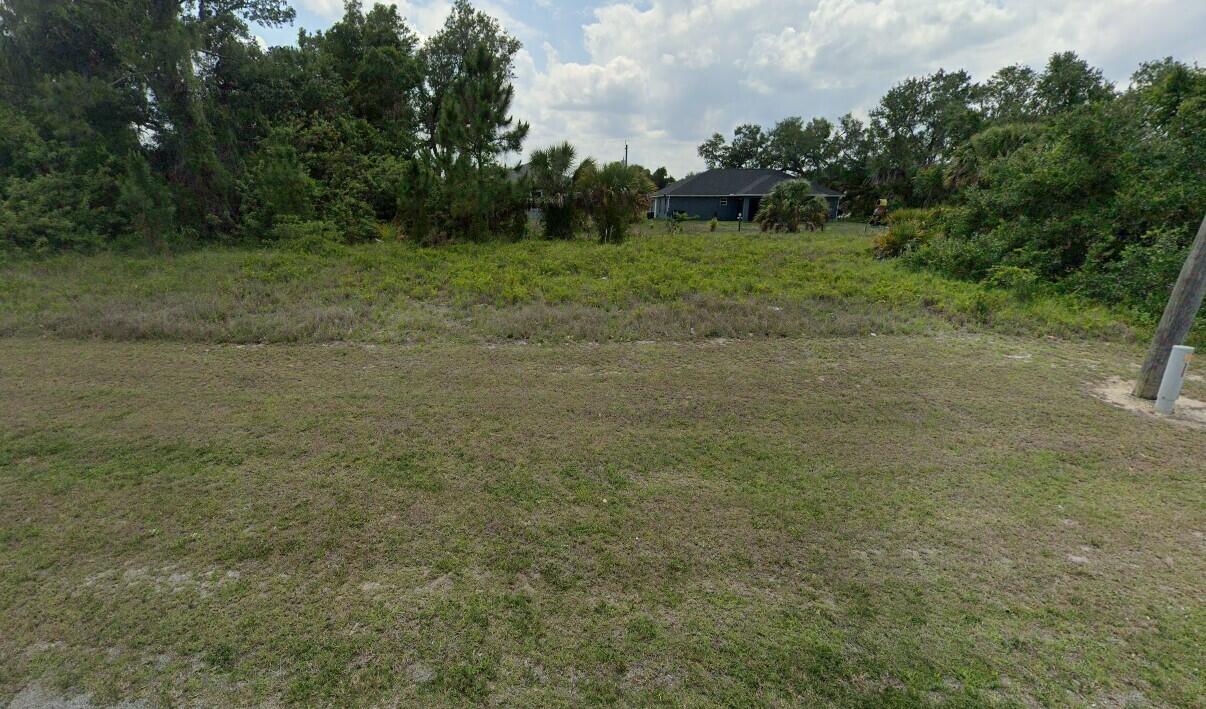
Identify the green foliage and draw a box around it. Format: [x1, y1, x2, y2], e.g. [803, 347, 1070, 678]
[872, 208, 943, 258]
[1069, 226, 1196, 314]
[396, 158, 440, 244]
[766, 117, 835, 175]
[663, 212, 693, 235]
[327, 195, 380, 244]
[1036, 51, 1115, 115]
[698, 124, 770, 170]
[902, 60, 1205, 315]
[756, 182, 829, 233]
[984, 265, 1041, 300]
[695, 50, 1121, 215]
[528, 142, 580, 240]
[117, 153, 177, 251]
[241, 130, 316, 235]
[419, 0, 522, 149]
[650, 167, 675, 190]
[386, 14, 532, 246]
[709, 218, 719, 233]
[0, 171, 113, 253]
[271, 220, 349, 256]
[575, 161, 654, 244]
[944, 123, 1042, 190]
[0, 0, 528, 251]
[396, 157, 527, 245]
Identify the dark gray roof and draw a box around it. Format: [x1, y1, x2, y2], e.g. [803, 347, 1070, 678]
[653, 168, 842, 198]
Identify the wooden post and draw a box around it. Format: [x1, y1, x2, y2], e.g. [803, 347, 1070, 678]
[1134, 214, 1206, 400]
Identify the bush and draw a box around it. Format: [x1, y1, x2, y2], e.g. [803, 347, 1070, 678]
[872, 208, 943, 258]
[528, 142, 580, 240]
[240, 129, 316, 236]
[575, 160, 653, 244]
[271, 220, 348, 256]
[326, 196, 379, 243]
[395, 159, 529, 245]
[0, 171, 117, 253]
[116, 153, 176, 251]
[664, 212, 694, 234]
[755, 181, 829, 233]
[1069, 226, 1194, 313]
[709, 217, 719, 232]
[984, 265, 1041, 300]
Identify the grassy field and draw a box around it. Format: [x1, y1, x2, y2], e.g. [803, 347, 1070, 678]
[1, 222, 1142, 344]
[2, 224, 1203, 707]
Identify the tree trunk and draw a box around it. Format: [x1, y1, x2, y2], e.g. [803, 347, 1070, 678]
[1134, 214, 1206, 399]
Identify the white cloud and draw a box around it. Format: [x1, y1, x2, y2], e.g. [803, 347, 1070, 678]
[508, 0, 1206, 176]
[294, 0, 1206, 176]
[294, 0, 343, 16]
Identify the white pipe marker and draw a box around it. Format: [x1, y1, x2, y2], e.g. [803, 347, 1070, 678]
[1155, 346, 1195, 416]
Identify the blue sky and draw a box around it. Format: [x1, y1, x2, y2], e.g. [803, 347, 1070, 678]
[259, 0, 1206, 176]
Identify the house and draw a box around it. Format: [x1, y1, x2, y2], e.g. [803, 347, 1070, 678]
[651, 168, 843, 222]
[509, 163, 543, 218]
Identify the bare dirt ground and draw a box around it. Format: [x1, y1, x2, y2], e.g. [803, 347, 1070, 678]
[1092, 377, 1206, 429]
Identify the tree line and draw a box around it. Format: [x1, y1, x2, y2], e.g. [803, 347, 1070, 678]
[0, 0, 659, 252]
[700, 53, 1205, 316]
[696, 52, 1123, 213]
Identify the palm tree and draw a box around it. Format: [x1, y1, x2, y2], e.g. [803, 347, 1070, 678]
[575, 160, 653, 244]
[527, 142, 579, 239]
[944, 123, 1040, 190]
[754, 181, 829, 233]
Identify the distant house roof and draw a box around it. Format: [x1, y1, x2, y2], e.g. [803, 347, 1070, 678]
[653, 168, 842, 198]
[508, 163, 532, 183]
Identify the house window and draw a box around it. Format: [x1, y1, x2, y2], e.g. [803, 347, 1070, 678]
[720, 198, 728, 206]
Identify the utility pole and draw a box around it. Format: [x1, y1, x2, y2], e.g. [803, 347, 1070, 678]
[624, 143, 629, 168]
[1134, 214, 1206, 399]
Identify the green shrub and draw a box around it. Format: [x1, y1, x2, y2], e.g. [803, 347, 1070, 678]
[664, 212, 694, 234]
[241, 129, 316, 236]
[755, 182, 829, 233]
[116, 153, 176, 251]
[326, 196, 379, 243]
[575, 160, 653, 244]
[872, 208, 942, 258]
[984, 265, 1041, 300]
[1069, 226, 1194, 313]
[709, 217, 719, 232]
[271, 220, 348, 256]
[395, 159, 528, 245]
[0, 171, 116, 253]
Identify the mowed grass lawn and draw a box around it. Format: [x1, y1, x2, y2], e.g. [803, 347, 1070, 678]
[1, 224, 1203, 706]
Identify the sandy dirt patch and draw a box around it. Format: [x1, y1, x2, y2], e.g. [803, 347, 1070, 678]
[1091, 377, 1206, 430]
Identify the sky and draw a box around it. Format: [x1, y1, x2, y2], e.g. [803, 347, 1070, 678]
[259, 0, 1206, 177]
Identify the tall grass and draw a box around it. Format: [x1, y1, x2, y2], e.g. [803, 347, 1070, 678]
[0, 224, 1141, 343]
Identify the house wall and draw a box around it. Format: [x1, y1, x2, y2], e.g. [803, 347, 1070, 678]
[656, 196, 747, 221]
[654, 195, 843, 222]
[824, 196, 841, 220]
